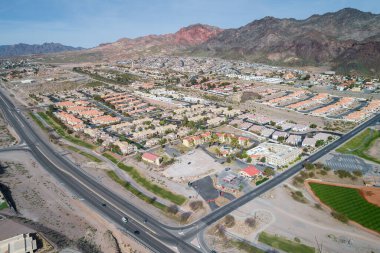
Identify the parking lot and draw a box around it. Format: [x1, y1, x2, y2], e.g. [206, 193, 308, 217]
[191, 176, 235, 210]
[324, 153, 373, 173]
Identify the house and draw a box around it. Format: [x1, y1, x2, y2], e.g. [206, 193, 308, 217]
[292, 124, 309, 132]
[91, 115, 121, 125]
[207, 117, 225, 127]
[114, 141, 137, 155]
[286, 135, 302, 146]
[238, 136, 250, 146]
[239, 165, 262, 179]
[261, 128, 275, 138]
[272, 131, 289, 141]
[182, 137, 194, 147]
[142, 152, 162, 165]
[56, 101, 76, 108]
[302, 137, 317, 147]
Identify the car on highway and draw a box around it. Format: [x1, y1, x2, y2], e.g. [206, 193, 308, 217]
[122, 216, 129, 223]
[134, 230, 140, 235]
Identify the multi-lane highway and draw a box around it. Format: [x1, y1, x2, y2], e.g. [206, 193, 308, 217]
[0, 88, 201, 253]
[0, 85, 378, 253]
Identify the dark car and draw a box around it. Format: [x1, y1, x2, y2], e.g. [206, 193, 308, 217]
[134, 230, 140, 235]
[101, 203, 107, 207]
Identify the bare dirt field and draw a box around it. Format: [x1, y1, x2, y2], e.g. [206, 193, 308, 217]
[163, 148, 225, 181]
[0, 114, 16, 148]
[241, 100, 330, 128]
[205, 184, 380, 253]
[0, 151, 147, 253]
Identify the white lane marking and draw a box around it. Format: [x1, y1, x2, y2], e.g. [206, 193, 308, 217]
[34, 145, 158, 235]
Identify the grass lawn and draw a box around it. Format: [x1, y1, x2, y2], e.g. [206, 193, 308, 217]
[0, 201, 8, 210]
[103, 153, 186, 205]
[29, 112, 48, 131]
[258, 232, 315, 253]
[66, 145, 102, 163]
[230, 240, 266, 253]
[336, 128, 380, 164]
[309, 182, 380, 232]
[107, 170, 167, 211]
[38, 112, 96, 150]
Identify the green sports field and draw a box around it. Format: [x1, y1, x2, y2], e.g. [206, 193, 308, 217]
[309, 182, 380, 233]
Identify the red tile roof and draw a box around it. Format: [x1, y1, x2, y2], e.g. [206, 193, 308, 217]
[241, 165, 262, 177]
[142, 152, 159, 161]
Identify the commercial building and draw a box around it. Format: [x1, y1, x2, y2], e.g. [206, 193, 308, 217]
[239, 165, 262, 179]
[247, 142, 301, 167]
[0, 233, 37, 253]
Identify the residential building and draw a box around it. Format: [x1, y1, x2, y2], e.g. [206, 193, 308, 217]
[286, 135, 302, 146]
[272, 131, 289, 140]
[114, 141, 137, 155]
[142, 152, 162, 165]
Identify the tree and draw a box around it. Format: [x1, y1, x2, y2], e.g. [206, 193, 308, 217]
[315, 140, 324, 147]
[167, 205, 179, 214]
[246, 157, 252, 163]
[189, 200, 203, 211]
[264, 167, 275, 176]
[214, 147, 222, 157]
[260, 157, 266, 163]
[224, 215, 235, 228]
[245, 217, 256, 228]
[310, 124, 317, 128]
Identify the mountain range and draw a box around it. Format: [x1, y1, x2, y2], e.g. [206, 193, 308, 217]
[3, 8, 380, 75]
[0, 42, 83, 58]
[83, 8, 380, 75]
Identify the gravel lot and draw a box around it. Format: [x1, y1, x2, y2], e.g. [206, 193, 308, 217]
[164, 148, 225, 180]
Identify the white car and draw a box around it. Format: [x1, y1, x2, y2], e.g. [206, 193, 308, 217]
[122, 216, 129, 223]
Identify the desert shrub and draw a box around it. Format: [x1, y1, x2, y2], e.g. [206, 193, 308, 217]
[167, 205, 179, 214]
[331, 211, 348, 223]
[244, 217, 256, 228]
[189, 200, 203, 211]
[224, 215, 236, 228]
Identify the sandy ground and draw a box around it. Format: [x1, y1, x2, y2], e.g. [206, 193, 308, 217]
[163, 149, 225, 181]
[241, 100, 330, 128]
[0, 114, 16, 148]
[0, 151, 148, 253]
[206, 183, 380, 253]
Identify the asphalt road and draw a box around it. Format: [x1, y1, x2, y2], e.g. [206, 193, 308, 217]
[0, 88, 201, 253]
[1, 86, 379, 252]
[180, 112, 380, 239]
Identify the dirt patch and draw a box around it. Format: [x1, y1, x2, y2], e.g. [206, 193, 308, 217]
[0, 151, 145, 253]
[214, 197, 231, 207]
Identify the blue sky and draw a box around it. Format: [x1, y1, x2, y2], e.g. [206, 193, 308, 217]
[1, 0, 379, 48]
